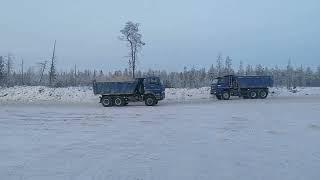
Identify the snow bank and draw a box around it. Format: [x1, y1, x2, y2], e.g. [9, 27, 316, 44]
[165, 87, 211, 102]
[0, 86, 96, 104]
[0, 86, 319, 104]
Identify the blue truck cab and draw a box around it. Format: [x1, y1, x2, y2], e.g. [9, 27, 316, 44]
[93, 76, 165, 107]
[211, 75, 273, 100]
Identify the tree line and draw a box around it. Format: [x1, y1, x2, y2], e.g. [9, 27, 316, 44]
[1, 53, 320, 89]
[1, 21, 319, 89]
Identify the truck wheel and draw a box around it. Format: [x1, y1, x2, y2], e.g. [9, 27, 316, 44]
[101, 96, 113, 107]
[145, 96, 156, 106]
[114, 97, 124, 106]
[216, 95, 222, 100]
[259, 89, 268, 99]
[249, 91, 258, 99]
[222, 92, 230, 100]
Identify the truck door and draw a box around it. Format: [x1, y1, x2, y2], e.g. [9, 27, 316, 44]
[232, 77, 239, 89]
[144, 77, 163, 93]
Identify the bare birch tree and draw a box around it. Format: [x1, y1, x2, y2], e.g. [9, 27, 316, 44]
[119, 21, 145, 78]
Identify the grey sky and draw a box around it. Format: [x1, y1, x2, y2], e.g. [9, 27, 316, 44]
[1, 0, 319, 71]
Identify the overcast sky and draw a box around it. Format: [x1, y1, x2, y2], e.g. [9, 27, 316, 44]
[0, 0, 319, 71]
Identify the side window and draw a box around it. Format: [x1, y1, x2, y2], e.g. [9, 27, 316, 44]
[149, 78, 159, 84]
[145, 78, 160, 85]
[218, 78, 225, 84]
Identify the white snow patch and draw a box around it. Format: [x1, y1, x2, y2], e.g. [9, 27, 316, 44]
[0, 86, 320, 104]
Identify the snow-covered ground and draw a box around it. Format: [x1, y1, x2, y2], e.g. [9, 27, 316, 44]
[1, 87, 320, 180]
[1, 86, 320, 104]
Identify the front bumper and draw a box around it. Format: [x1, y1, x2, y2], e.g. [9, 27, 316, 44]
[155, 91, 165, 100]
[210, 88, 217, 95]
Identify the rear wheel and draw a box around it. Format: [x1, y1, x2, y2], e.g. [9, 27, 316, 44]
[222, 91, 230, 100]
[249, 90, 258, 99]
[145, 96, 156, 106]
[114, 96, 125, 106]
[101, 96, 113, 107]
[259, 89, 268, 99]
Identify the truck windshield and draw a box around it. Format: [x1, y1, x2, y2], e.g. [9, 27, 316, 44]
[211, 79, 218, 84]
[147, 77, 160, 85]
[218, 78, 226, 84]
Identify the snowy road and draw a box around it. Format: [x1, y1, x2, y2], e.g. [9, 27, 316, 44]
[1, 96, 320, 180]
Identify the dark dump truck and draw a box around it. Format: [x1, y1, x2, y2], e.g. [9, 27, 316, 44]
[210, 75, 273, 100]
[93, 76, 165, 107]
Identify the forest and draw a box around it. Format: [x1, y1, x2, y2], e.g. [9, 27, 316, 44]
[1, 53, 320, 89]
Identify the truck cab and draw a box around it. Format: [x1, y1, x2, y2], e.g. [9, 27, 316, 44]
[141, 76, 165, 101]
[211, 75, 238, 97]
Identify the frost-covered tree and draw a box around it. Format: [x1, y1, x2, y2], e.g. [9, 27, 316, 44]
[5, 54, 14, 86]
[119, 21, 145, 78]
[49, 40, 57, 87]
[224, 56, 233, 75]
[255, 64, 264, 75]
[305, 67, 313, 87]
[216, 53, 223, 77]
[245, 64, 254, 75]
[0, 56, 5, 86]
[295, 65, 306, 87]
[207, 64, 216, 81]
[238, 61, 245, 75]
[37, 61, 47, 84]
[286, 59, 294, 89]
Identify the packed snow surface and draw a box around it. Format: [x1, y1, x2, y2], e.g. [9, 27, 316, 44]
[1, 87, 320, 180]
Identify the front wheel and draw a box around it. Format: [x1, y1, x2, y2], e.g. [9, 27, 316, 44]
[222, 92, 230, 100]
[145, 96, 156, 106]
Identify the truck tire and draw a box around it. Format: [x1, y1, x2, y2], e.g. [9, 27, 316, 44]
[114, 96, 125, 106]
[101, 96, 113, 107]
[222, 91, 230, 100]
[216, 95, 222, 100]
[249, 90, 258, 99]
[259, 89, 268, 99]
[145, 96, 156, 106]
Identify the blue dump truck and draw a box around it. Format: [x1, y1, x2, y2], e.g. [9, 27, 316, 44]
[210, 75, 273, 100]
[93, 76, 165, 107]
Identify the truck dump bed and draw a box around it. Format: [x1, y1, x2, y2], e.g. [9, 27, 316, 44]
[93, 80, 139, 95]
[236, 76, 273, 88]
